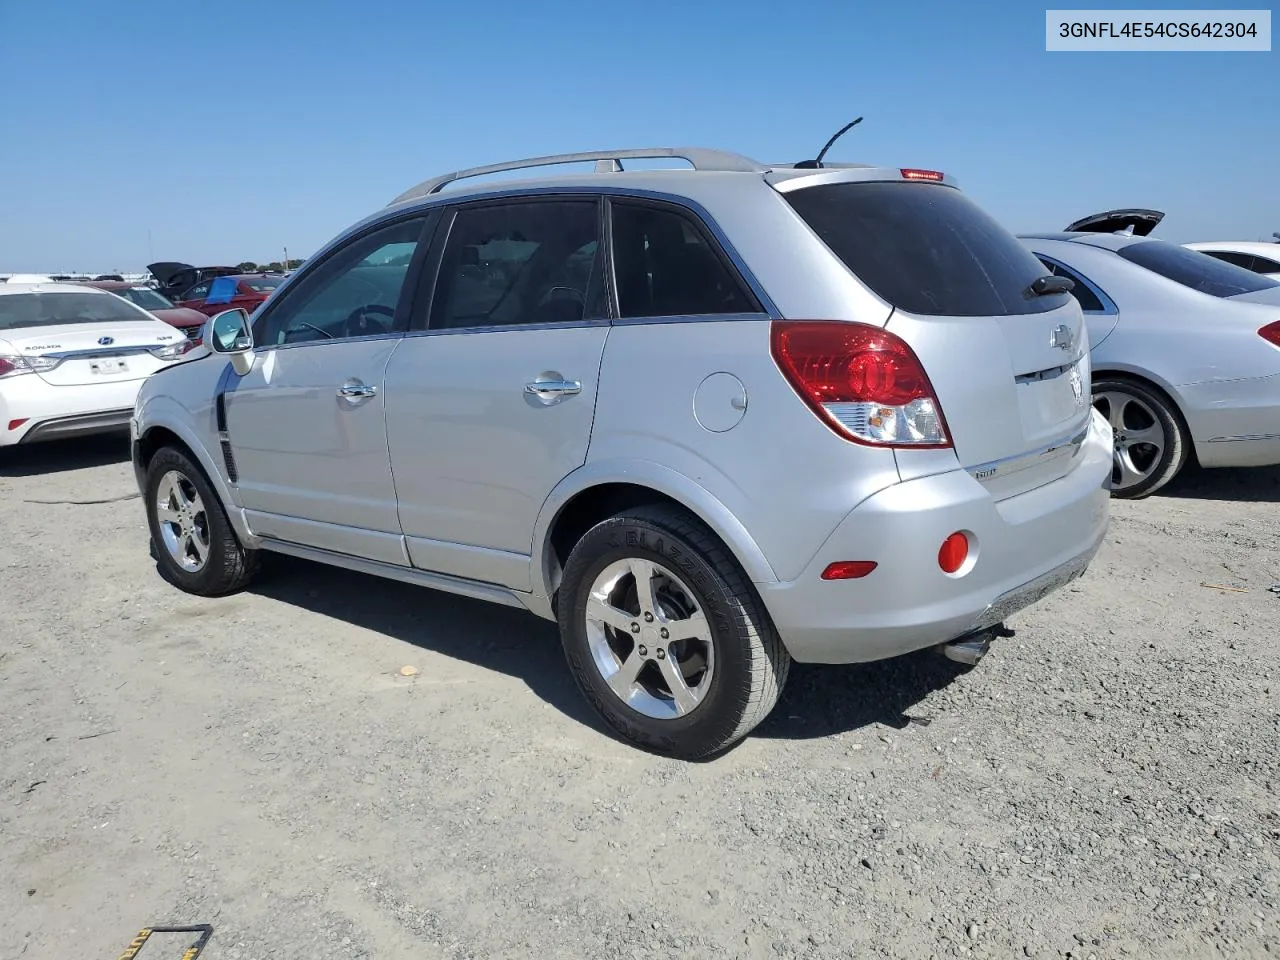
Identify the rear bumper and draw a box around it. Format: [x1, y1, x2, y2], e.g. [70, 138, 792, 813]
[758, 408, 1112, 664]
[20, 408, 133, 443]
[0, 376, 145, 447]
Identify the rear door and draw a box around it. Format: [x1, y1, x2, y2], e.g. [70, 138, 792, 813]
[781, 178, 1093, 498]
[383, 196, 609, 590]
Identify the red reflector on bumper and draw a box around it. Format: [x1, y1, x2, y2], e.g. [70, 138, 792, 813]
[938, 532, 969, 574]
[821, 561, 878, 580]
[8, 418, 29, 431]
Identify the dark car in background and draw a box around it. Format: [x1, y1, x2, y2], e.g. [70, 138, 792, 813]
[81, 279, 208, 339]
[146, 262, 240, 302]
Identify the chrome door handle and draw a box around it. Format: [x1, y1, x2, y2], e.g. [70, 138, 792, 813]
[337, 381, 377, 400]
[524, 379, 582, 399]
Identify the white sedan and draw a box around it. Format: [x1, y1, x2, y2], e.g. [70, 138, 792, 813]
[1184, 240, 1280, 280]
[0, 282, 200, 446]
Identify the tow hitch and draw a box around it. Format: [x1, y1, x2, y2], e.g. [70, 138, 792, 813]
[938, 623, 1015, 665]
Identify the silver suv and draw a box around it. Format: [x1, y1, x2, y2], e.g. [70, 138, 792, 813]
[131, 147, 1112, 758]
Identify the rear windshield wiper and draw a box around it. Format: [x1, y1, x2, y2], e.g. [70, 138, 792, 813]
[1027, 275, 1075, 297]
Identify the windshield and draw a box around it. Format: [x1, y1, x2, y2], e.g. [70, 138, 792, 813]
[784, 181, 1067, 316]
[1117, 241, 1279, 298]
[243, 276, 283, 293]
[117, 286, 175, 310]
[0, 291, 149, 330]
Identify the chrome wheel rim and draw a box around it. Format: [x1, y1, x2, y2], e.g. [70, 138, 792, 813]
[584, 558, 715, 720]
[1094, 390, 1167, 491]
[155, 470, 210, 573]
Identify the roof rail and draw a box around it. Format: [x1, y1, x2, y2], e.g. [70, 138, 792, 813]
[389, 147, 765, 205]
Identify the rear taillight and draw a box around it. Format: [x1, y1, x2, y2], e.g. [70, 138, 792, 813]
[0, 355, 59, 378]
[149, 339, 199, 361]
[900, 168, 945, 182]
[1260, 321, 1280, 348]
[770, 320, 951, 448]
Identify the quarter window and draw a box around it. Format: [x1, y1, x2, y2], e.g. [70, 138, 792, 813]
[255, 217, 429, 345]
[183, 281, 211, 302]
[1251, 255, 1280, 274]
[1039, 258, 1107, 313]
[429, 200, 604, 330]
[610, 201, 758, 318]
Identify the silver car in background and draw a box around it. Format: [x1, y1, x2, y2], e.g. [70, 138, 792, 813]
[1022, 213, 1280, 498]
[131, 147, 1111, 758]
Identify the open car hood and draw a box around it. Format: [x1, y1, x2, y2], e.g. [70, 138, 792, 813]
[146, 261, 198, 287]
[1064, 209, 1164, 236]
[146, 262, 240, 292]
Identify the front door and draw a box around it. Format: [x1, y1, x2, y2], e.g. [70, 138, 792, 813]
[222, 214, 435, 564]
[384, 197, 609, 590]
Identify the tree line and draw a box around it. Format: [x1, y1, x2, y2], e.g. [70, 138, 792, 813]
[236, 259, 306, 273]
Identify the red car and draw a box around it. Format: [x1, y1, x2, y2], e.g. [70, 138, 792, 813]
[172, 273, 285, 318]
[82, 280, 208, 339]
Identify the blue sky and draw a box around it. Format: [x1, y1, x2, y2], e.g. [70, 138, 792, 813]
[0, 0, 1275, 271]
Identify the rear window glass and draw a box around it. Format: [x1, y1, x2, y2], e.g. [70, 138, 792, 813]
[0, 291, 147, 330]
[1117, 241, 1278, 298]
[784, 181, 1065, 317]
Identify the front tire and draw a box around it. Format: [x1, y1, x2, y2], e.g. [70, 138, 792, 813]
[144, 445, 258, 596]
[557, 504, 790, 760]
[1093, 377, 1189, 499]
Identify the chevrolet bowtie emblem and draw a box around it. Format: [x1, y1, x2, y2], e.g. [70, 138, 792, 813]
[1050, 324, 1074, 351]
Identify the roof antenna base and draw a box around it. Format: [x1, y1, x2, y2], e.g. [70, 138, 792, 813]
[800, 116, 864, 169]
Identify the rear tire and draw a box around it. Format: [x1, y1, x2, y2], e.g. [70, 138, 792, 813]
[1092, 377, 1188, 499]
[557, 504, 790, 760]
[144, 445, 258, 596]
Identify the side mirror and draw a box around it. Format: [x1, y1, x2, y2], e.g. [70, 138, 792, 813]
[206, 308, 255, 376]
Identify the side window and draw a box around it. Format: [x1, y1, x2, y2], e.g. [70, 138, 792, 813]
[254, 217, 428, 346]
[183, 281, 211, 302]
[611, 201, 758, 318]
[429, 200, 603, 331]
[1038, 257, 1106, 313]
[1251, 255, 1280, 274]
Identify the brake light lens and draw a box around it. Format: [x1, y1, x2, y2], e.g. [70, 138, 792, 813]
[770, 320, 951, 447]
[0, 354, 60, 378]
[1260, 320, 1280, 348]
[901, 168, 945, 182]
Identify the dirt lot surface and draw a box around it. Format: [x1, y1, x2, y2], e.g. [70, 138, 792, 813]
[2, 437, 1278, 960]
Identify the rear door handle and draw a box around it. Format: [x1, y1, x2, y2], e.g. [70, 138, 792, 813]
[524, 379, 582, 399]
[337, 381, 377, 400]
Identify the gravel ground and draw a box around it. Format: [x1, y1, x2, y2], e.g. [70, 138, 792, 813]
[1, 436, 1278, 960]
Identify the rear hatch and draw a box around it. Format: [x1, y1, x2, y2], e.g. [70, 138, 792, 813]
[780, 176, 1093, 499]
